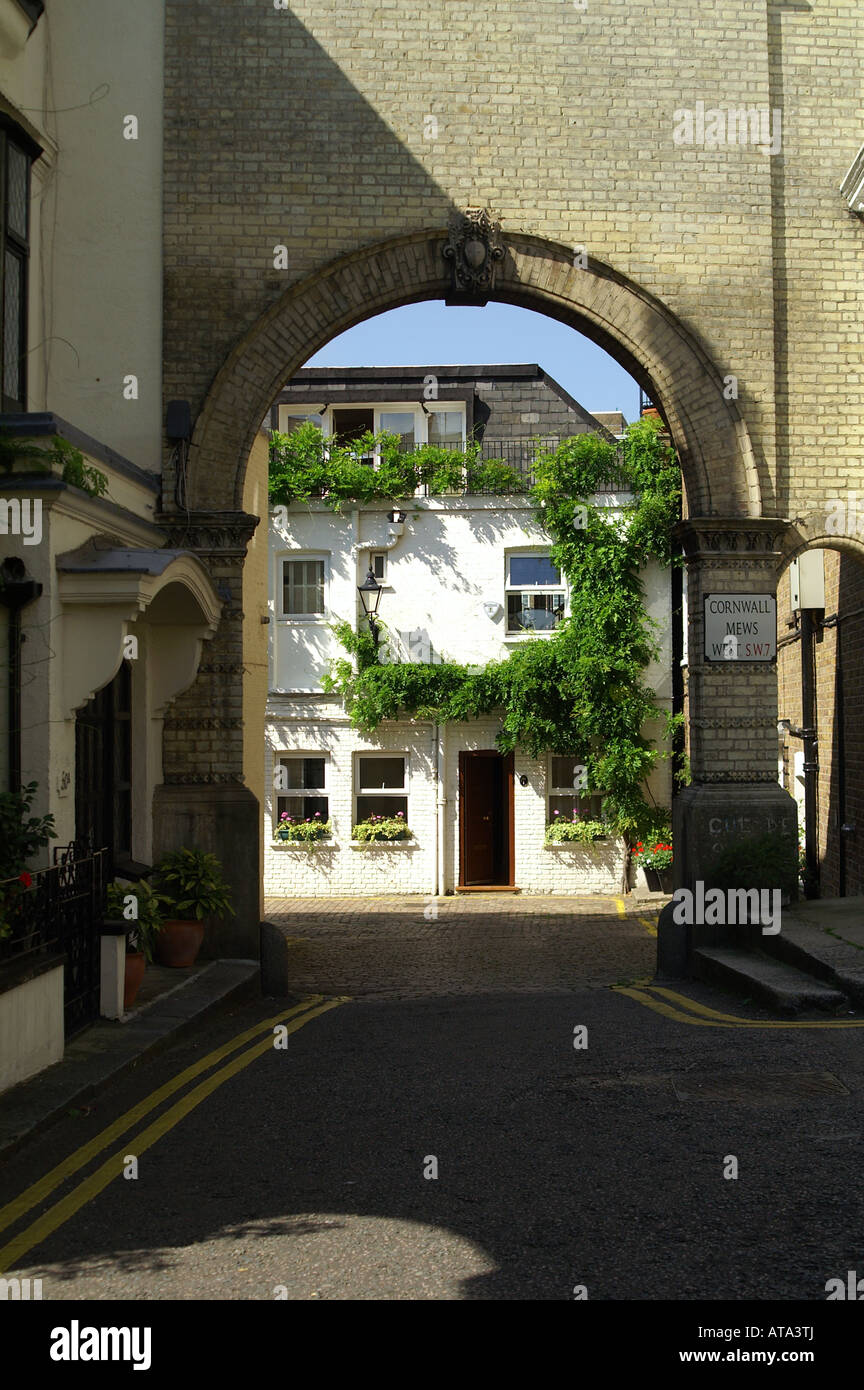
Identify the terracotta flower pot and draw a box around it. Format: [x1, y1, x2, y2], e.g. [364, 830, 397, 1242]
[155, 918, 205, 968]
[124, 950, 146, 1009]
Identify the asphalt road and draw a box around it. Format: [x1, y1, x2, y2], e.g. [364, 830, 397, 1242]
[3, 972, 864, 1301]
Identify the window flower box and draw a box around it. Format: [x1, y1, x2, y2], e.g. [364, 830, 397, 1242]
[272, 839, 335, 850]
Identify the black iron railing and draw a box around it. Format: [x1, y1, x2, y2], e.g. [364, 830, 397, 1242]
[419, 439, 630, 500]
[0, 843, 107, 1036]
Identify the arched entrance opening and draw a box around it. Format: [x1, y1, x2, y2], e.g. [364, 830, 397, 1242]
[776, 518, 864, 903]
[156, 229, 795, 960]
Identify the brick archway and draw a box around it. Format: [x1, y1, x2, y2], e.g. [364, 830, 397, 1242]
[182, 230, 763, 519]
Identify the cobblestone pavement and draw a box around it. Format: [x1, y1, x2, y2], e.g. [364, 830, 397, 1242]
[263, 894, 659, 998]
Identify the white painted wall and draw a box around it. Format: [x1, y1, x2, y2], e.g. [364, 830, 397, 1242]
[263, 704, 630, 898]
[270, 497, 674, 692]
[0, 964, 64, 1094]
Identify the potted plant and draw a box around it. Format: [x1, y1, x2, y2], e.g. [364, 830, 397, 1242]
[631, 836, 674, 893]
[351, 812, 414, 843]
[149, 848, 234, 967]
[106, 879, 165, 1008]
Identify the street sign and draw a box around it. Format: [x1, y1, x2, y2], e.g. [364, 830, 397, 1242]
[704, 594, 777, 662]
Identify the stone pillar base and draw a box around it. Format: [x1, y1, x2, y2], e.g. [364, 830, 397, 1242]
[152, 784, 262, 959]
[663, 781, 798, 966]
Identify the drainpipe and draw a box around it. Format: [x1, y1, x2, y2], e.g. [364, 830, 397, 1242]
[800, 609, 819, 898]
[0, 558, 42, 793]
[436, 721, 447, 897]
[836, 617, 846, 896]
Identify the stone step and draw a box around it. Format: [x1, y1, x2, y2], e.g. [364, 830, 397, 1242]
[692, 947, 848, 1015]
[761, 913, 864, 1009]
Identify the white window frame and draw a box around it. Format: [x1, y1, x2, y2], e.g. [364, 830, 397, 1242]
[370, 551, 388, 584]
[423, 403, 467, 450]
[274, 753, 330, 833]
[504, 550, 568, 637]
[280, 551, 329, 622]
[354, 752, 409, 823]
[547, 756, 605, 825]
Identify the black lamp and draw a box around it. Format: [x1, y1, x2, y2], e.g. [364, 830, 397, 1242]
[358, 565, 383, 643]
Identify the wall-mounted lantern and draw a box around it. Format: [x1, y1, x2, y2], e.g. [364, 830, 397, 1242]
[358, 565, 383, 645]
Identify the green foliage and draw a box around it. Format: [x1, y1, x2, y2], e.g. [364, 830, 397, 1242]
[150, 848, 235, 921]
[544, 817, 609, 844]
[275, 816, 333, 842]
[106, 879, 165, 962]
[0, 430, 108, 497]
[0, 782, 56, 942]
[50, 436, 109, 498]
[352, 815, 414, 842]
[268, 425, 524, 510]
[0, 782, 56, 882]
[709, 832, 798, 897]
[0, 429, 52, 472]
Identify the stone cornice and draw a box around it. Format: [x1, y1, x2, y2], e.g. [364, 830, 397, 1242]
[155, 510, 260, 554]
[674, 516, 788, 557]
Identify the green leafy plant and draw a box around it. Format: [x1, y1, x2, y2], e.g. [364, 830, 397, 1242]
[0, 781, 56, 882]
[50, 436, 108, 498]
[544, 816, 609, 845]
[352, 813, 414, 843]
[106, 878, 165, 962]
[275, 813, 332, 843]
[0, 782, 56, 942]
[710, 832, 798, 898]
[150, 848, 235, 921]
[0, 429, 108, 497]
[268, 424, 524, 511]
[0, 428, 52, 473]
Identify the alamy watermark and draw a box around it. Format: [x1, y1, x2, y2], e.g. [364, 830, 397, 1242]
[673, 102, 781, 157]
[0, 497, 41, 545]
[672, 881, 781, 935]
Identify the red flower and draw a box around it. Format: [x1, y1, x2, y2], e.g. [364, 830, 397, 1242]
[18, 871, 32, 888]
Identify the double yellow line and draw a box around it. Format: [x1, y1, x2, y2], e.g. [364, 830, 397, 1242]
[615, 983, 864, 1029]
[0, 995, 347, 1274]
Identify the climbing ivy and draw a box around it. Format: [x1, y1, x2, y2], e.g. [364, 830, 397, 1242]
[278, 417, 680, 842]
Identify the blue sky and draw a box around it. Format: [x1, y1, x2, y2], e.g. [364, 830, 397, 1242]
[305, 301, 640, 422]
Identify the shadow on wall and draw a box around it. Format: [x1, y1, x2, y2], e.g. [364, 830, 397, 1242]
[164, 1, 458, 425]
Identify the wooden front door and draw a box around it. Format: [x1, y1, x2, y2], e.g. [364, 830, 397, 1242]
[459, 751, 514, 887]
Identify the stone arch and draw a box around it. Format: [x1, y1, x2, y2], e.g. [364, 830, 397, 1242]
[780, 511, 864, 571]
[184, 230, 764, 519]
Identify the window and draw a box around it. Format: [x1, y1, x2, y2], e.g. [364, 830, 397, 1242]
[427, 409, 464, 448]
[548, 756, 604, 823]
[371, 552, 387, 582]
[506, 554, 566, 633]
[356, 755, 408, 821]
[282, 557, 325, 617]
[333, 408, 375, 465]
[379, 411, 415, 450]
[280, 411, 324, 433]
[0, 124, 38, 412]
[275, 756, 329, 827]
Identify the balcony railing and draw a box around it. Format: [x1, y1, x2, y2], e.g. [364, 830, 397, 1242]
[419, 439, 630, 500]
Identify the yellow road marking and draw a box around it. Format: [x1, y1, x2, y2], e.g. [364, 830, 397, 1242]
[614, 984, 864, 1028]
[638, 916, 658, 937]
[0, 997, 347, 1274]
[0, 995, 327, 1242]
[614, 898, 626, 917]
